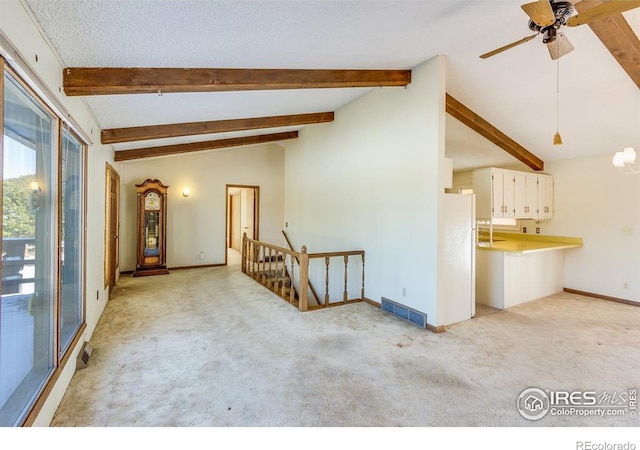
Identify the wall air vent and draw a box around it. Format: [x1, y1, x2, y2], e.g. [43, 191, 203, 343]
[381, 297, 427, 328]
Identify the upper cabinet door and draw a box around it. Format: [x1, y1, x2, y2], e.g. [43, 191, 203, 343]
[536, 174, 554, 220]
[501, 171, 516, 219]
[525, 174, 539, 219]
[514, 173, 527, 217]
[491, 169, 515, 218]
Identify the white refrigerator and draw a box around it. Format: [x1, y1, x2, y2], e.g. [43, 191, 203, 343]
[441, 193, 476, 326]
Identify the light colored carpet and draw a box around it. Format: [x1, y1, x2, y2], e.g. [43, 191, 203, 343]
[51, 257, 640, 427]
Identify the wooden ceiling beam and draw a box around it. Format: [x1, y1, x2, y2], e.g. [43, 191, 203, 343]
[574, 1, 640, 89]
[102, 112, 333, 144]
[63, 68, 412, 96]
[114, 131, 298, 162]
[445, 94, 544, 171]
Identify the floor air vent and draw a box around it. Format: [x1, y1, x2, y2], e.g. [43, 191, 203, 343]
[381, 297, 427, 328]
[76, 342, 94, 369]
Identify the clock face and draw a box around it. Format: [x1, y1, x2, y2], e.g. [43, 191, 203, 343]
[145, 192, 161, 210]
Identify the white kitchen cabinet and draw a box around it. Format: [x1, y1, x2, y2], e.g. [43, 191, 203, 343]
[536, 174, 554, 220]
[514, 173, 538, 219]
[473, 168, 515, 219]
[473, 167, 553, 221]
[493, 169, 516, 219]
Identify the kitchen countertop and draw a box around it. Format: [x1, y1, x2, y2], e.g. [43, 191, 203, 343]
[476, 232, 583, 254]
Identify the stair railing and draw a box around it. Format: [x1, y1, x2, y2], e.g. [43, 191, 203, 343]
[241, 233, 364, 312]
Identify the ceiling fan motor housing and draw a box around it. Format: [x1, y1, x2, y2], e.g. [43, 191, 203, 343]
[528, 1, 575, 43]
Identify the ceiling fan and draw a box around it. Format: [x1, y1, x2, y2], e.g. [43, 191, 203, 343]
[480, 0, 640, 60]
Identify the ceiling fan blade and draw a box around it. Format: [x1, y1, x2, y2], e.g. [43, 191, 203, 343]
[521, 0, 556, 26]
[480, 34, 538, 59]
[566, 0, 640, 27]
[547, 33, 575, 60]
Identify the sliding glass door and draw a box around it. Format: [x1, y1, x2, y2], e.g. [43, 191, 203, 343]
[0, 59, 87, 426]
[0, 71, 56, 426]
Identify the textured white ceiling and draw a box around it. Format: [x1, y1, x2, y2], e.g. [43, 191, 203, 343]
[23, 0, 640, 171]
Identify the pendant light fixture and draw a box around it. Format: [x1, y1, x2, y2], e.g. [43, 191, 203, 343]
[553, 47, 562, 146]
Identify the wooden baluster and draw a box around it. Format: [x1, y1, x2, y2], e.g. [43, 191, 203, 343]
[254, 243, 258, 277]
[241, 233, 246, 273]
[271, 247, 276, 288]
[277, 251, 281, 295]
[299, 246, 309, 312]
[255, 243, 260, 280]
[244, 239, 248, 273]
[266, 247, 272, 287]
[361, 252, 365, 300]
[324, 257, 330, 307]
[280, 252, 286, 298]
[343, 255, 349, 302]
[273, 248, 277, 291]
[289, 254, 295, 303]
[251, 241, 255, 278]
[252, 242, 256, 278]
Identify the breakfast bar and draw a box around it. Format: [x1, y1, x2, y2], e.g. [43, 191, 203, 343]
[475, 232, 583, 310]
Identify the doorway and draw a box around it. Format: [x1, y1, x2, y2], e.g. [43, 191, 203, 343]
[105, 163, 120, 294]
[226, 185, 259, 265]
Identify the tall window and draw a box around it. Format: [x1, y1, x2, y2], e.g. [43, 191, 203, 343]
[59, 128, 83, 355]
[0, 62, 86, 426]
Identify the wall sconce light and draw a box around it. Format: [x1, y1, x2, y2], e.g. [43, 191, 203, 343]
[612, 147, 638, 174]
[182, 188, 190, 198]
[29, 181, 41, 210]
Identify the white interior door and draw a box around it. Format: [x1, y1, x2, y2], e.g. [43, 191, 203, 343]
[245, 188, 255, 239]
[230, 193, 241, 251]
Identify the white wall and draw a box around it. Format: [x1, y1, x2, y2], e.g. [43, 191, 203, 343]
[118, 144, 284, 271]
[283, 56, 446, 325]
[543, 154, 640, 303]
[0, 0, 114, 425]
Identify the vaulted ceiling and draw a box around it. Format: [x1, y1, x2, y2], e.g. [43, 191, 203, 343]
[23, 0, 640, 172]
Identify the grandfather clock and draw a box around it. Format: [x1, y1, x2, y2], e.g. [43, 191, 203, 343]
[133, 179, 169, 277]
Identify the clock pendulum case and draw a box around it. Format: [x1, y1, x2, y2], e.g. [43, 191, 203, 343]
[133, 179, 170, 277]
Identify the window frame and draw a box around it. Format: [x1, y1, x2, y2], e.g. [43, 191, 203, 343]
[58, 125, 87, 356]
[1, 56, 88, 427]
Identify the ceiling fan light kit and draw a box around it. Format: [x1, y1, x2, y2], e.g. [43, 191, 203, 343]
[612, 147, 639, 174]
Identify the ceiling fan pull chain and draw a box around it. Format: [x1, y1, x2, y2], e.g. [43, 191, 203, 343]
[556, 54, 560, 131]
[553, 52, 563, 146]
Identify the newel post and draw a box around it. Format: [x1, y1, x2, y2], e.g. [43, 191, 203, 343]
[298, 245, 309, 312]
[241, 232, 247, 273]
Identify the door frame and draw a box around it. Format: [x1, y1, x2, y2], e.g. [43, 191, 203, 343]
[225, 184, 259, 266]
[105, 162, 120, 294]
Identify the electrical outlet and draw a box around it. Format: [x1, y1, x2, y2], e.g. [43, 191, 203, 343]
[522, 227, 527, 233]
[536, 227, 540, 234]
[199, 251, 205, 260]
[623, 282, 629, 289]
[623, 227, 633, 235]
